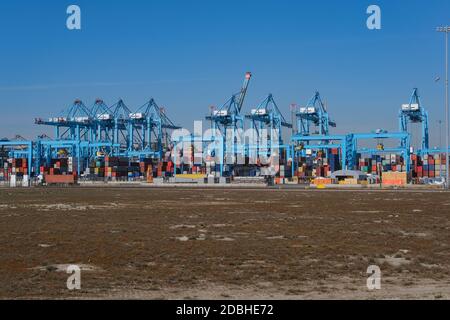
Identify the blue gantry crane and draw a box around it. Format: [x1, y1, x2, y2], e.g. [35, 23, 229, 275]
[128, 98, 181, 158]
[399, 88, 429, 153]
[296, 91, 336, 136]
[350, 130, 411, 172]
[246, 94, 292, 160]
[108, 99, 132, 150]
[206, 72, 252, 161]
[35, 99, 92, 141]
[291, 91, 339, 172]
[92, 99, 113, 143]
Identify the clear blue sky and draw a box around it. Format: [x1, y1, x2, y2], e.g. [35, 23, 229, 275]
[0, 0, 449, 148]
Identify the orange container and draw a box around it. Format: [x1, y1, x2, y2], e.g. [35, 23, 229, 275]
[45, 174, 76, 184]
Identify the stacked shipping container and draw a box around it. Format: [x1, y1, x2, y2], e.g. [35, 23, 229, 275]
[0, 158, 28, 181]
[411, 154, 447, 179]
[296, 149, 340, 179]
[84, 156, 174, 181]
[357, 154, 407, 174]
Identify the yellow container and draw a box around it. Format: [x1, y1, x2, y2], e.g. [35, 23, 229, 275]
[176, 174, 205, 180]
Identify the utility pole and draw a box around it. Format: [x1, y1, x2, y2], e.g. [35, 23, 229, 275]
[437, 26, 450, 189]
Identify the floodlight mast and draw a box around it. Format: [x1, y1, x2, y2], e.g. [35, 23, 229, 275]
[436, 26, 449, 189]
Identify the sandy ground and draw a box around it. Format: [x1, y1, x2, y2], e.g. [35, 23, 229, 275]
[0, 187, 449, 300]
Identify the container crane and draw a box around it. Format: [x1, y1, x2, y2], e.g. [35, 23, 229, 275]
[206, 72, 252, 163]
[159, 107, 181, 151]
[108, 99, 132, 149]
[399, 88, 429, 153]
[296, 91, 336, 136]
[91, 99, 114, 143]
[128, 98, 181, 158]
[246, 94, 292, 160]
[35, 99, 93, 141]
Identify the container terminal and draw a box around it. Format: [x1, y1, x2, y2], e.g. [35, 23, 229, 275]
[0, 72, 448, 188]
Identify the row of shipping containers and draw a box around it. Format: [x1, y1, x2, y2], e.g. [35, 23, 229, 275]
[1, 151, 449, 184]
[40, 158, 77, 176]
[357, 154, 407, 173]
[354, 153, 448, 179]
[84, 156, 174, 180]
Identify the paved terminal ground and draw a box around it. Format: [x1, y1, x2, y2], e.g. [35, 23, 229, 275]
[0, 187, 449, 299]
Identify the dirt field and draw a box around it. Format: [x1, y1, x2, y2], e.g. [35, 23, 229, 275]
[0, 187, 449, 299]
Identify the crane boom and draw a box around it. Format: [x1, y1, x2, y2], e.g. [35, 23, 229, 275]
[237, 72, 252, 113]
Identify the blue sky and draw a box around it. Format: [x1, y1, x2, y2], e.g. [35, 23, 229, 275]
[0, 0, 449, 148]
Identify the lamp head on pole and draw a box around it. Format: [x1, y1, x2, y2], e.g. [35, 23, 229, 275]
[437, 26, 450, 33]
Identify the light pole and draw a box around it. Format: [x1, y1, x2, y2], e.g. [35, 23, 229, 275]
[437, 26, 450, 189]
[439, 120, 443, 178]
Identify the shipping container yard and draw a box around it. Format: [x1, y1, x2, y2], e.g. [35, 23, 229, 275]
[0, 75, 449, 189]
